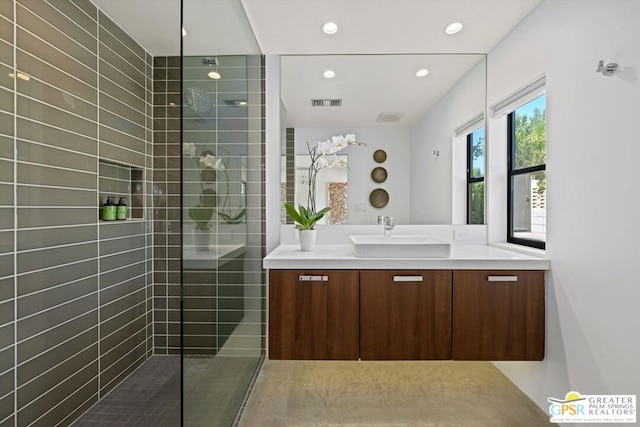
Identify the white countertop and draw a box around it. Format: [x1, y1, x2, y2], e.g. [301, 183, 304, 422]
[184, 244, 246, 269]
[263, 244, 549, 270]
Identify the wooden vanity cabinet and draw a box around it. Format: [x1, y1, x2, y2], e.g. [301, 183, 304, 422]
[452, 270, 545, 361]
[268, 269, 359, 360]
[268, 268, 545, 361]
[360, 270, 452, 360]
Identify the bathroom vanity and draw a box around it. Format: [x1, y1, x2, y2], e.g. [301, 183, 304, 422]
[183, 243, 247, 353]
[264, 244, 549, 362]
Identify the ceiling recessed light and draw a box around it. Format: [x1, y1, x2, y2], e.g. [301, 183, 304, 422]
[207, 71, 221, 80]
[323, 70, 336, 79]
[224, 100, 248, 107]
[182, 27, 187, 37]
[416, 69, 429, 77]
[322, 22, 338, 34]
[445, 22, 463, 35]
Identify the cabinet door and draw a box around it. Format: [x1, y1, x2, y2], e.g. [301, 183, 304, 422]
[360, 270, 452, 360]
[453, 270, 545, 361]
[268, 269, 359, 360]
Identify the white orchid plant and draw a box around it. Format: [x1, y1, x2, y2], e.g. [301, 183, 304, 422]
[199, 153, 225, 170]
[285, 134, 365, 230]
[183, 142, 246, 228]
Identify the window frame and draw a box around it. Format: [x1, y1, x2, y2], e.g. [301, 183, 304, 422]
[506, 98, 546, 249]
[466, 128, 485, 224]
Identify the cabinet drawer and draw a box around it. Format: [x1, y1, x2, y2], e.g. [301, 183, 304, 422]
[360, 270, 452, 360]
[452, 270, 545, 361]
[268, 269, 359, 360]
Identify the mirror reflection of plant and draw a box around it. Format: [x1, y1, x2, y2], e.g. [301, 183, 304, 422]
[183, 142, 246, 225]
[285, 134, 364, 230]
[188, 204, 214, 230]
[305, 134, 365, 213]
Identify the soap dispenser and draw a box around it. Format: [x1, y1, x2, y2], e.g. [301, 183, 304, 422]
[102, 196, 116, 221]
[116, 197, 128, 220]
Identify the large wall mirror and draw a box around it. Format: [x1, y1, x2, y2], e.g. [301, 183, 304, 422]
[280, 54, 487, 225]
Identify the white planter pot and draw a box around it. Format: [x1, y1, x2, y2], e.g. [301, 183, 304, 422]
[192, 229, 211, 251]
[299, 229, 317, 252]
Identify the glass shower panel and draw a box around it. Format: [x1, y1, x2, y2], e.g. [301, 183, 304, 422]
[181, 2, 265, 425]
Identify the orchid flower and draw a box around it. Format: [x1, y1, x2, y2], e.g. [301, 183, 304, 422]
[183, 142, 197, 156]
[199, 154, 225, 170]
[300, 134, 365, 214]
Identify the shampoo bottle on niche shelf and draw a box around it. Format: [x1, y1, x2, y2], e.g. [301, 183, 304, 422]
[102, 196, 116, 221]
[116, 197, 128, 220]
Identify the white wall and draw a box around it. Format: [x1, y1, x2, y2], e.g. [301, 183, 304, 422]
[483, 0, 640, 413]
[410, 60, 486, 224]
[294, 127, 412, 224]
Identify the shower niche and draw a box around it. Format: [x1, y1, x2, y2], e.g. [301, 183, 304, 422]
[98, 160, 145, 220]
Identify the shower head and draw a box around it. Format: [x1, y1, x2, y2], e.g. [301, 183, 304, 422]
[202, 57, 219, 66]
[184, 87, 212, 113]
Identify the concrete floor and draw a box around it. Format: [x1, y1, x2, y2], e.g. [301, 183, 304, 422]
[239, 360, 553, 427]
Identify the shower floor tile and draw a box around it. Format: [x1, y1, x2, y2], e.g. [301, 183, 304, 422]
[72, 355, 262, 427]
[73, 355, 181, 426]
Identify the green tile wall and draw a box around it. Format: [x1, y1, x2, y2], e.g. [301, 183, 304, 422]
[0, 2, 15, 425]
[153, 55, 266, 357]
[1, 1, 153, 426]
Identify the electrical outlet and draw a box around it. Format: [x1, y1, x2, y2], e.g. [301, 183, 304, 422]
[354, 203, 366, 212]
[454, 229, 471, 241]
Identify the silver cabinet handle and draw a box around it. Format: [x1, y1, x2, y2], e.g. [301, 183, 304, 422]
[393, 276, 423, 282]
[299, 275, 328, 282]
[487, 275, 518, 282]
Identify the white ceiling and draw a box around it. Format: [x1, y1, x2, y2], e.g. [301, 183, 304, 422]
[89, 0, 542, 127]
[90, 0, 261, 56]
[241, 0, 541, 55]
[281, 54, 485, 128]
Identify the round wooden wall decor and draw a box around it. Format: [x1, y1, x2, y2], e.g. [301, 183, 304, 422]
[369, 188, 389, 208]
[373, 149, 387, 163]
[371, 167, 388, 183]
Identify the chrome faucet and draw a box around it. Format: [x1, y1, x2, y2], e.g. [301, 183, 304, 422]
[377, 216, 394, 236]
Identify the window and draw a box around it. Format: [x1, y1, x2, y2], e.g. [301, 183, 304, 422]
[507, 94, 546, 249]
[467, 127, 485, 224]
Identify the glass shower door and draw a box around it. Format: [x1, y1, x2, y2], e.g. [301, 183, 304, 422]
[181, 1, 265, 425]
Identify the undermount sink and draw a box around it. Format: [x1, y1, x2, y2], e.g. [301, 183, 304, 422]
[349, 235, 451, 258]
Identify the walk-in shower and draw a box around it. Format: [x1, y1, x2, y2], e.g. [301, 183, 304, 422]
[0, 0, 264, 424]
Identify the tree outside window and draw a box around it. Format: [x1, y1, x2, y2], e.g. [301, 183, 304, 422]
[508, 94, 546, 248]
[467, 127, 485, 224]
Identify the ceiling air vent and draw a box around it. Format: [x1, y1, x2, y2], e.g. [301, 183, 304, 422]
[311, 99, 342, 107]
[376, 112, 405, 123]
